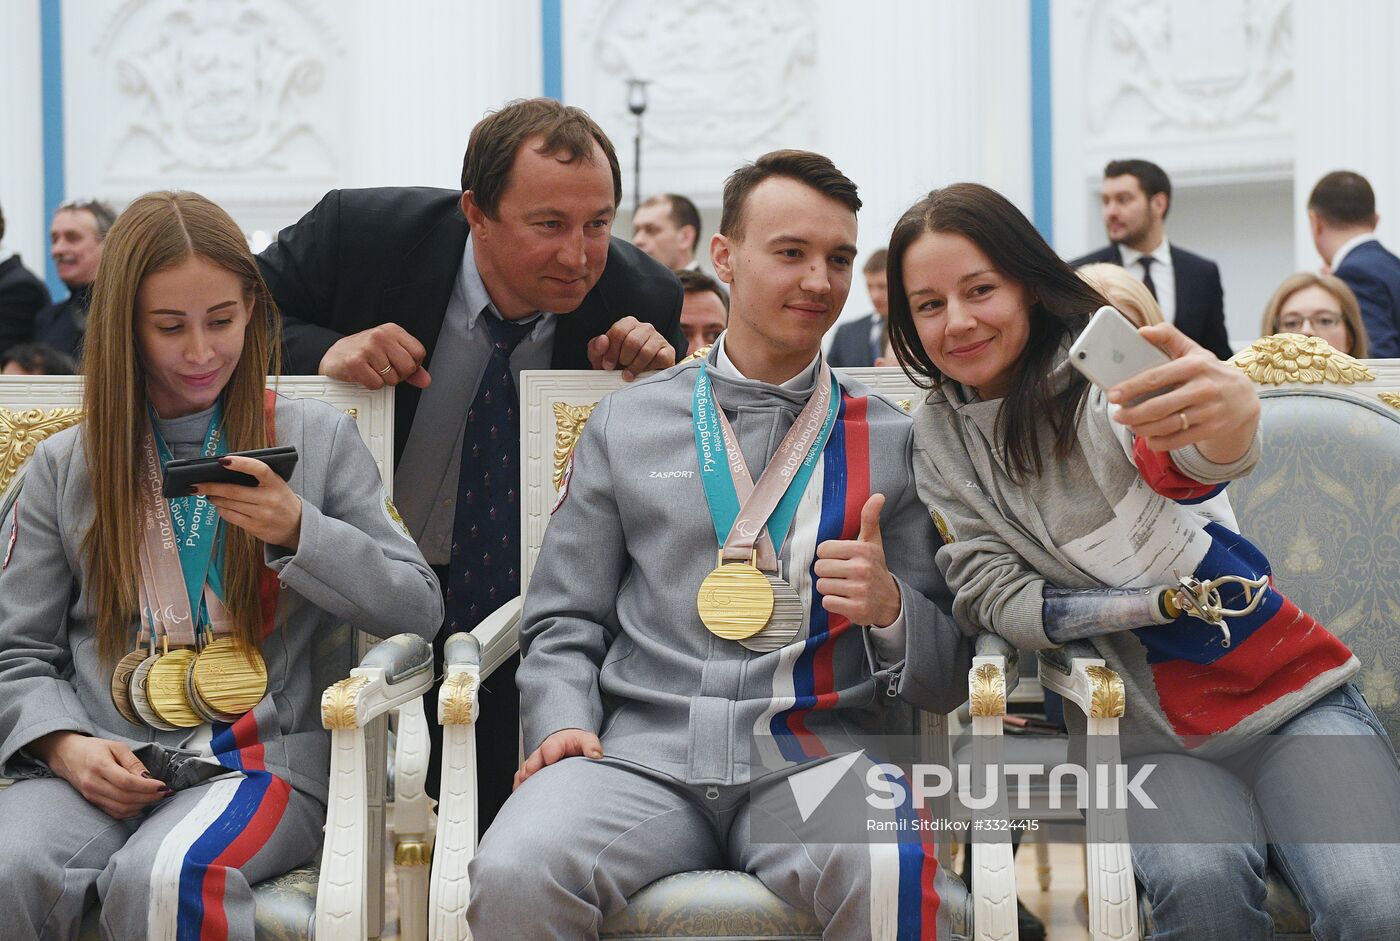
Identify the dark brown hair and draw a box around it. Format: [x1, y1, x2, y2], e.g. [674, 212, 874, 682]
[719, 150, 861, 241]
[1308, 171, 1377, 227]
[461, 98, 622, 218]
[676, 267, 729, 312]
[886, 183, 1104, 481]
[1105, 159, 1172, 218]
[863, 247, 888, 275]
[641, 193, 702, 243]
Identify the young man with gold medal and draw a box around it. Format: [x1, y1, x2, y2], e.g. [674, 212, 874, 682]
[0, 192, 441, 940]
[468, 152, 976, 939]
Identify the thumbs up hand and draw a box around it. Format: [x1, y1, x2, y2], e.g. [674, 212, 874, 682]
[814, 493, 902, 628]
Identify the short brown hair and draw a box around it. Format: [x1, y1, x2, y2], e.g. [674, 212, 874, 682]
[863, 247, 888, 275]
[461, 98, 622, 218]
[1308, 171, 1377, 228]
[719, 150, 860, 241]
[676, 267, 728, 312]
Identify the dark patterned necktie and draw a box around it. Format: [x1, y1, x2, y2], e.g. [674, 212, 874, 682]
[1139, 256, 1158, 299]
[444, 313, 536, 633]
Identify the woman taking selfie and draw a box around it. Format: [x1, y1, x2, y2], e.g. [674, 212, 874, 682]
[885, 182, 1400, 940]
[0, 191, 441, 940]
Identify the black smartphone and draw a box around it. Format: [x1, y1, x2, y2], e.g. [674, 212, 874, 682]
[162, 446, 298, 498]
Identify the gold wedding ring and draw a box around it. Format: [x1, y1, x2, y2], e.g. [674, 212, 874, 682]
[378, 364, 395, 377]
[1178, 411, 1190, 433]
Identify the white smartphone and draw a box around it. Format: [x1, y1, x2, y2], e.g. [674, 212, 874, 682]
[1068, 305, 1171, 393]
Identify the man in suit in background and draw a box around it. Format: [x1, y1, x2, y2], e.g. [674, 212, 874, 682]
[0, 202, 51, 357]
[826, 247, 888, 367]
[33, 198, 116, 363]
[632, 192, 702, 271]
[1308, 170, 1400, 357]
[1073, 159, 1233, 360]
[259, 97, 685, 829]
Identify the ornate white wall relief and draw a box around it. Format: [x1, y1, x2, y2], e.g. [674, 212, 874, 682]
[91, 0, 342, 180]
[564, 0, 817, 204]
[1083, 0, 1291, 139]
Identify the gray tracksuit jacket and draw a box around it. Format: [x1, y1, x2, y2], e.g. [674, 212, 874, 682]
[0, 394, 442, 802]
[519, 351, 974, 785]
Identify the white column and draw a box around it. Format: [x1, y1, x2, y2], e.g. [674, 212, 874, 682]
[814, 0, 1032, 320]
[341, 0, 542, 191]
[0, 0, 46, 276]
[1292, 0, 1400, 269]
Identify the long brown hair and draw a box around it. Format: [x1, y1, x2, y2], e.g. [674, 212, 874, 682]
[83, 191, 282, 665]
[886, 183, 1104, 482]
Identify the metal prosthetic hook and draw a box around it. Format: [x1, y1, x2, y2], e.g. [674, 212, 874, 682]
[1167, 573, 1271, 648]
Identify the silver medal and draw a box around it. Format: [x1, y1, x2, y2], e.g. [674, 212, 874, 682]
[741, 574, 805, 652]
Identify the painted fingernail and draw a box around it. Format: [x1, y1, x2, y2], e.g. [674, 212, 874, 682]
[217, 457, 232, 466]
[160, 785, 174, 794]
[141, 771, 152, 778]
[186, 485, 198, 495]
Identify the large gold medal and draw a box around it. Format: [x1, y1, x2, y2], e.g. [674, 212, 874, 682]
[697, 558, 774, 641]
[191, 637, 268, 720]
[740, 574, 805, 653]
[147, 647, 203, 728]
[110, 649, 148, 726]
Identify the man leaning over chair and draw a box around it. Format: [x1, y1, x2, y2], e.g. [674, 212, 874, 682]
[467, 150, 976, 939]
[257, 98, 686, 829]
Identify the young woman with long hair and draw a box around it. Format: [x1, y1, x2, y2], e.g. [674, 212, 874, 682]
[886, 182, 1400, 939]
[0, 191, 441, 940]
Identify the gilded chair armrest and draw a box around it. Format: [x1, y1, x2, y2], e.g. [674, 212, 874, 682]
[1036, 640, 1124, 721]
[973, 632, 1020, 705]
[430, 629, 489, 937]
[966, 634, 1019, 940]
[439, 633, 481, 727]
[445, 631, 481, 669]
[321, 633, 434, 732]
[317, 633, 433, 941]
[358, 632, 433, 685]
[471, 596, 522, 681]
[1035, 644, 1138, 940]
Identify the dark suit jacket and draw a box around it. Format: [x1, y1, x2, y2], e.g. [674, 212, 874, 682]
[1071, 243, 1232, 360]
[32, 284, 90, 364]
[827, 313, 881, 368]
[0, 255, 50, 356]
[258, 187, 685, 462]
[1333, 239, 1400, 358]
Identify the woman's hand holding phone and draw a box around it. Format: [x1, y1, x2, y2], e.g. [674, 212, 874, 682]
[191, 455, 303, 550]
[1107, 322, 1260, 462]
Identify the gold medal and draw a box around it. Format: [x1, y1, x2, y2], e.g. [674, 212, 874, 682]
[130, 654, 179, 731]
[147, 647, 204, 728]
[110, 648, 148, 726]
[697, 554, 774, 641]
[192, 637, 268, 719]
[741, 574, 805, 653]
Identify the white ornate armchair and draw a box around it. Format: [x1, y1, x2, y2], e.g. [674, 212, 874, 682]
[426, 366, 1027, 941]
[0, 375, 435, 941]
